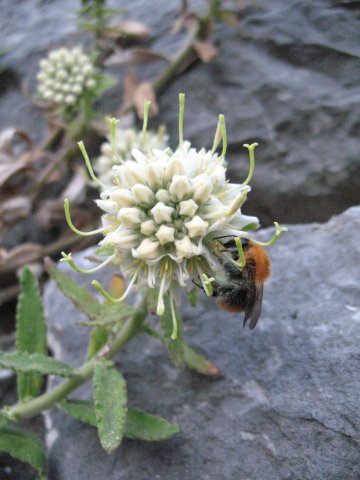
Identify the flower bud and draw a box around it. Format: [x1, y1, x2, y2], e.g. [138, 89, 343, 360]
[131, 149, 148, 165]
[185, 215, 209, 238]
[151, 202, 175, 224]
[117, 207, 144, 226]
[141, 220, 156, 236]
[110, 188, 135, 208]
[135, 239, 161, 260]
[96, 199, 118, 214]
[156, 225, 175, 245]
[131, 184, 155, 205]
[101, 228, 138, 249]
[146, 163, 164, 188]
[179, 199, 198, 217]
[175, 236, 198, 258]
[85, 78, 96, 89]
[155, 189, 171, 203]
[165, 156, 185, 180]
[123, 161, 146, 186]
[65, 94, 76, 105]
[169, 175, 191, 201]
[192, 178, 213, 203]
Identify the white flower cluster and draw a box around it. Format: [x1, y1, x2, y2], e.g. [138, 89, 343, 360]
[62, 95, 286, 337]
[96, 142, 258, 320]
[37, 47, 96, 107]
[95, 126, 169, 186]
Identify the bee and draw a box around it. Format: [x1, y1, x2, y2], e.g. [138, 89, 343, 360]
[210, 238, 270, 329]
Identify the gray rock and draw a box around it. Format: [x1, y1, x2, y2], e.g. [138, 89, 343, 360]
[1, 0, 359, 223]
[43, 206, 360, 480]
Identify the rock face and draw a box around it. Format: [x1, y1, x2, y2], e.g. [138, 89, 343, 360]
[1, 0, 359, 224]
[43, 206, 360, 480]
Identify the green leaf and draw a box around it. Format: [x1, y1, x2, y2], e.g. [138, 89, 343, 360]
[0, 426, 47, 479]
[125, 408, 179, 441]
[78, 303, 135, 327]
[160, 296, 184, 367]
[59, 399, 97, 426]
[184, 346, 220, 377]
[16, 267, 47, 401]
[186, 287, 198, 307]
[142, 325, 220, 377]
[93, 362, 127, 453]
[0, 352, 77, 378]
[60, 400, 179, 440]
[45, 258, 101, 317]
[86, 327, 108, 360]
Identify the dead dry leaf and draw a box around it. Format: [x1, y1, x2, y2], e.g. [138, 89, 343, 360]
[105, 48, 169, 66]
[0, 196, 31, 225]
[0, 128, 32, 156]
[103, 20, 150, 41]
[193, 40, 218, 63]
[0, 243, 43, 270]
[134, 83, 158, 118]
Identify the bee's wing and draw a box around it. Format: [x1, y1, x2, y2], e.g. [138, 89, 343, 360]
[243, 282, 264, 329]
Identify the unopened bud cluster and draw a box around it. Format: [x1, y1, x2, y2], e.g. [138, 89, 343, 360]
[95, 126, 169, 186]
[37, 47, 96, 107]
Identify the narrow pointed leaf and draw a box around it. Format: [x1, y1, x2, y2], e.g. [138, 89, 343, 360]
[0, 351, 77, 378]
[186, 287, 198, 307]
[143, 325, 219, 377]
[45, 258, 101, 317]
[160, 296, 184, 367]
[184, 346, 221, 377]
[60, 400, 179, 440]
[16, 267, 47, 400]
[59, 399, 97, 426]
[93, 362, 127, 453]
[125, 408, 179, 440]
[0, 426, 47, 479]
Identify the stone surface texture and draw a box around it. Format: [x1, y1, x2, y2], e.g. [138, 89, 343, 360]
[43, 206, 360, 480]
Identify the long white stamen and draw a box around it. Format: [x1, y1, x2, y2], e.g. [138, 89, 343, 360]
[178, 93, 185, 147]
[235, 237, 246, 268]
[202, 273, 215, 296]
[250, 222, 288, 247]
[156, 274, 167, 315]
[169, 291, 178, 340]
[78, 141, 108, 189]
[60, 252, 114, 274]
[195, 264, 209, 294]
[64, 199, 106, 236]
[142, 100, 151, 141]
[211, 117, 221, 155]
[92, 267, 141, 303]
[218, 114, 227, 161]
[109, 117, 124, 166]
[241, 143, 258, 186]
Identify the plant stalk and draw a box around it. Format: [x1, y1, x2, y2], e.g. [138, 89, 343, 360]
[5, 297, 148, 421]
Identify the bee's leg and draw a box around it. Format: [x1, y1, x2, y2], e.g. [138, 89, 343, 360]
[192, 279, 203, 290]
[192, 279, 220, 298]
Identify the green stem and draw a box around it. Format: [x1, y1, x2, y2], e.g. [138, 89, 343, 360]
[6, 297, 148, 421]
